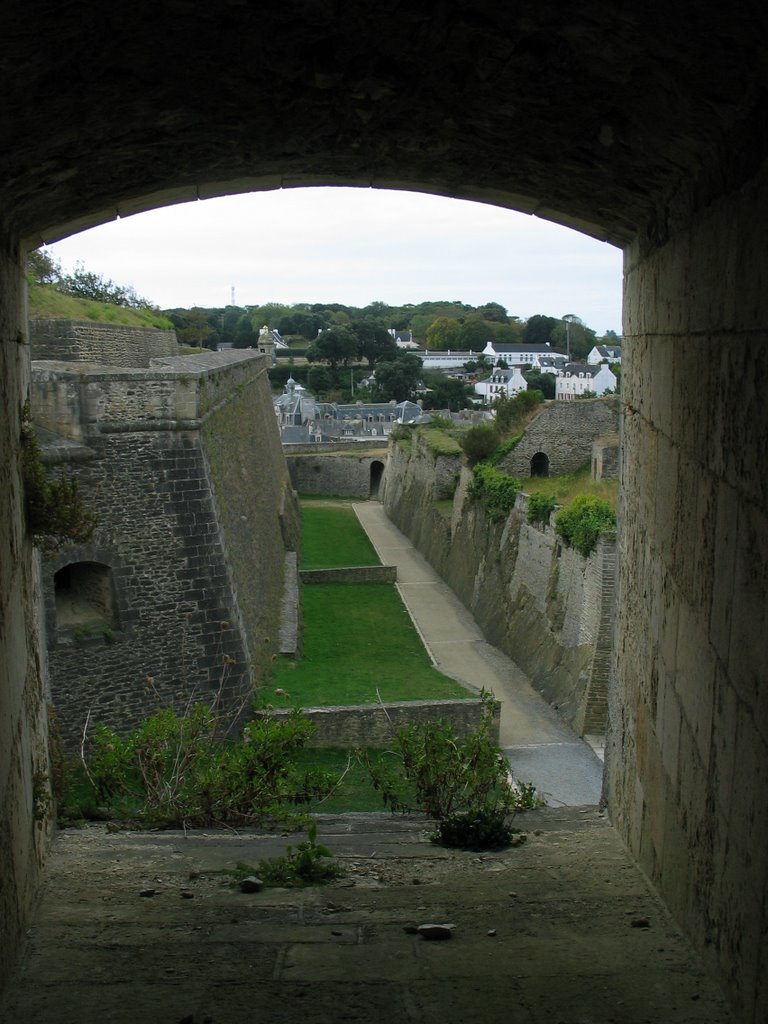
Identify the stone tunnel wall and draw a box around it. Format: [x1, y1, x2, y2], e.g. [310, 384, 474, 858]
[0, 246, 51, 994]
[35, 350, 299, 749]
[382, 434, 614, 736]
[607, 160, 768, 1022]
[29, 318, 178, 368]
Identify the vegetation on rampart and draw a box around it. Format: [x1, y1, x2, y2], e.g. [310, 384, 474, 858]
[29, 282, 172, 329]
[554, 494, 616, 556]
[20, 402, 96, 552]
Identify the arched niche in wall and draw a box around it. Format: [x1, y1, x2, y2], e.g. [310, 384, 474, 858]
[54, 561, 116, 632]
[370, 460, 385, 498]
[530, 452, 550, 478]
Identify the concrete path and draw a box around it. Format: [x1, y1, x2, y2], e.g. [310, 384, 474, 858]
[353, 502, 604, 807]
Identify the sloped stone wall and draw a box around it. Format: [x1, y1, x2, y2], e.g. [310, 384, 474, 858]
[382, 436, 614, 735]
[35, 350, 299, 749]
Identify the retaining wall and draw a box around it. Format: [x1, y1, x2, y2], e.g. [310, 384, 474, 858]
[29, 318, 177, 367]
[252, 697, 497, 749]
[382, 434, 614, 735]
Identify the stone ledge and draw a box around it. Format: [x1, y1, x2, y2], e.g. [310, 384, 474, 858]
[251, 697, 497, 748]
[299, 565, 397, 584]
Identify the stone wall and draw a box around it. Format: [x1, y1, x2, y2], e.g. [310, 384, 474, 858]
[34, 349, 299, 749]
[382, 435, 614, 735]
[591, 435, 620, 480]
[29, 319, 177, 367]
[252, 697, 497, 749]
[0, 245, 51, 994]
[299, 566, 397, 584]
[498, 398, 619, 477]
[285, 451, 386, 498]
[606, 159, 768, 1021]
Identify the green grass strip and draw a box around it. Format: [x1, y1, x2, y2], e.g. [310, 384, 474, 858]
[267, 583, 470, 706]
[300, 505, 380, 569]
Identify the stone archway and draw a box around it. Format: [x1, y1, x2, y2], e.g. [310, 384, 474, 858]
[1, 5, 768, 1018]
[530, 452, 549, 478]
[369, 460, 385, 498]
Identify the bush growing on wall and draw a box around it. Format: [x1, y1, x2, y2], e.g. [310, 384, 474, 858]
[469, 463, 522, 521]
[527, 492, 556, 525]
[460, 422, 500, 464]
[554, 494, 616, 556]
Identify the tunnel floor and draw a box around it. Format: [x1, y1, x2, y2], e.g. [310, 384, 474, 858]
[1, 808, 733, 1023]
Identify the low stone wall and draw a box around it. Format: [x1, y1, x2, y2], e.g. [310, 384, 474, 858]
[299, 566, 397, 584]
[252, 697, 497, 748]
[29, 319, 177, 367]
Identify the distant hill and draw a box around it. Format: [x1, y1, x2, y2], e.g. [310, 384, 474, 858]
[28, 283, 173, 330]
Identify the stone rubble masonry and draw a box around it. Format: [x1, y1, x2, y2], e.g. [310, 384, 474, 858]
[285, 448, 387, 498]
[299, 566, 397, 584]
[32, 338, 300, 750]
[29, 318, 177, 367]
[499, 398, 619, 477]
[382, 434, 615, 736]
[252, 697, 497, 749]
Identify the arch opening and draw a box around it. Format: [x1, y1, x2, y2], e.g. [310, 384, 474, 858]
[54, 561, 116, 632]
[369, 460, 385, 498]
[530, 452, 550, 478]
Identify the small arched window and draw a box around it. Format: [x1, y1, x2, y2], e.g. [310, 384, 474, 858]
[54, 562, 116, 631]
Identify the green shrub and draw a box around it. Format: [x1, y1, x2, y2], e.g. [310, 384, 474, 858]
[361, 693, 539, 850]
[20, 402, 96, 552]
[469, 463, 522, 521]
[527, 492, 556, 525]
[78, 705, 336, 828]
[555, 494, 616, 556]
[460, 422, 500, 464]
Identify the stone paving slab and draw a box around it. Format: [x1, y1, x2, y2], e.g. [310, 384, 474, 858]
[0, 809, 735, 1024]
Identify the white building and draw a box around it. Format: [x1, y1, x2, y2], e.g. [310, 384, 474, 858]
[587, 343, 622, 365]
[555, 362, 618, 400]
[475, 365, 528, 402]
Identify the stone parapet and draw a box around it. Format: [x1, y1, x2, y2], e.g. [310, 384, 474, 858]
[251, 697, 496, 749]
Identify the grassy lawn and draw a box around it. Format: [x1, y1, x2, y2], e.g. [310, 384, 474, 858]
[295, 748, 412, 813]
[266, 582, 471, 706]
[524, 462, 618, 510]
[299, 504, 380, 569]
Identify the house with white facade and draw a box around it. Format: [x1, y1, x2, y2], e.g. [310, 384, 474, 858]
[482, 341, 563, 364]
[475, 364, 528, 402]
[587, 343, 622, 365]
[556, 362, 618, 400]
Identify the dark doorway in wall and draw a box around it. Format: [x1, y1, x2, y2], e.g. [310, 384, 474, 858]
[370, 460, 385, 498]
[531, 452, 550, 477]
[54, 562, 115, 630]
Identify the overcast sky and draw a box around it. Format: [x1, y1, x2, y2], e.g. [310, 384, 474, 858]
[47, 187, 623, 335]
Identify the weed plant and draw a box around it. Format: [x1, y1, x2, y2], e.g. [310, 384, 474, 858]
[232, 823, 343, 888]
